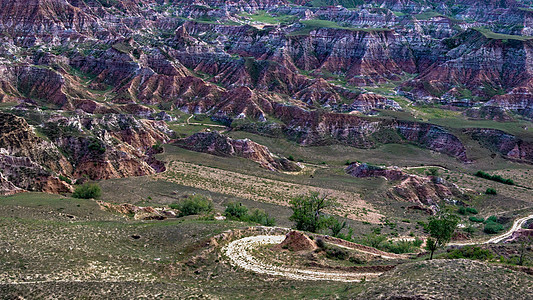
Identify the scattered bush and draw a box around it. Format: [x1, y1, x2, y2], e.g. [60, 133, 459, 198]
[349, 256, 366, 264]
[486, 215, 498, 223]
[457, 206, 468, 215]
[469, 216, 485, 223]
[466, 207, 478, 214]
[224, 202, 249, 220]
[315, 238, 326, 249]
[484, 221, 504, 234]
[325, 247, 348, 260]
[446, 246, 494, 260]
[224, 203, 276, 226]
[72, 183, 101, 199]
[381, 238, 423, 254]
[458, 206, 479, 215]
[485, 188, 497, 195]
[170, 195, 213, 217]
[58, 175, 72, 184]
[474, 171, 514, 185]
[247, 208, 276, 226]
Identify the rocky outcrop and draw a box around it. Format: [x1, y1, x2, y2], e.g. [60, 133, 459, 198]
[465, 128, 533, 164]
[0, 150, 71, 194]
[175, 131, 301, 172]
[96, 200, 178, 220]
[388, 175, 460, 214]
[346, 162, 406, 181]
[0, 111, 171, 194]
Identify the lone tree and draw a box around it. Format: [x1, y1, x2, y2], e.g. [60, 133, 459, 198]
[289, 192, 337, 233]
[425, 213, 459, 259]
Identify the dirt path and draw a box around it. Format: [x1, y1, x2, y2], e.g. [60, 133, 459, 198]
[186, 115, 227, 128]
[450, 214, 533, 246]
[223, 235, 384, 282]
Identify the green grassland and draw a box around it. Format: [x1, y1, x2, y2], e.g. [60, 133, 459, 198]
[288, 19, 391, 36]
[474, 27, 533, 41]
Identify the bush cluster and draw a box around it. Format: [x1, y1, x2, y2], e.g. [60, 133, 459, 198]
[169, 195, 213, 217]
[457, 206, 478, 215]
[72, 183, 101, 199]
[446, 246, 494, 260]
[224, 202, 275, 226]
[474, 171, 514, 185]
[485, 188, 497, 195]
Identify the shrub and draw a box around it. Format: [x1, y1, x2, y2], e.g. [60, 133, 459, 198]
[315, 238, 326, 249]
[325, 247, 348, 260]
[224, 202, 249, 220]
[58, 175, 72, 184]
[247, 208, 276, 226]
[171, 195, 213, 217]
[446, 246, 494, 260]
[224, 203, 276, 226]
[381, 239, 423, 254]
[469, 216, 485, 223]
[466, 207, 478, 214]
[486, 215, 498, 223]
[72, 183, 101, 199]
[349, 256, 366, 264]
[484, 221, 504, 234]
[458, 206, 478, 215]
[485, 188, 497, 195]
[474, 171, 514, 185]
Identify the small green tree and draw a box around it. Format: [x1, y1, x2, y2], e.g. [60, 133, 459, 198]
[289, 192, 336, 233]
[425, 238, 438, 260]
[326, 216, 346, 237]
[72, 183, 101, 199]
[426, 214, 459, 259]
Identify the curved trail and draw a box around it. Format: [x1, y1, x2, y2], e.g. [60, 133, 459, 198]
[225, 214, 533, 282]
[450, 214, 533, 246]
[223, 235, 382, 282]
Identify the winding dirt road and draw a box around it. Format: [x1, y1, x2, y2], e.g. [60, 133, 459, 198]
[450, 214, 533, 246]
[223, 235, 382, 282]
[224, 214, 533, 282]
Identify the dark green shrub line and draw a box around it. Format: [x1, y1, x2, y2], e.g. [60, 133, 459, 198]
[474, 171, 515, 185]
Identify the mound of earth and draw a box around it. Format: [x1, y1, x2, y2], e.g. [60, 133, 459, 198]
[354, 259, 533, 299]
[175, 132, 301, 172]
[276, 231, 317, 252]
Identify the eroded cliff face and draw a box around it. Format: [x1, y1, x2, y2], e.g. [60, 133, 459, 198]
[0, 111, 172, 193]
[466, 128, 533, 164]
[389, 175, 460, 214]
[0, 0, 532, 196]
[345, 161, 464, 214]
[175, 131, 301, 172]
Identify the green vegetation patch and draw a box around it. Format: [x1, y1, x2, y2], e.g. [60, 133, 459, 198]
[287, 19, 390, 36]
[474, 27, 533, 41]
